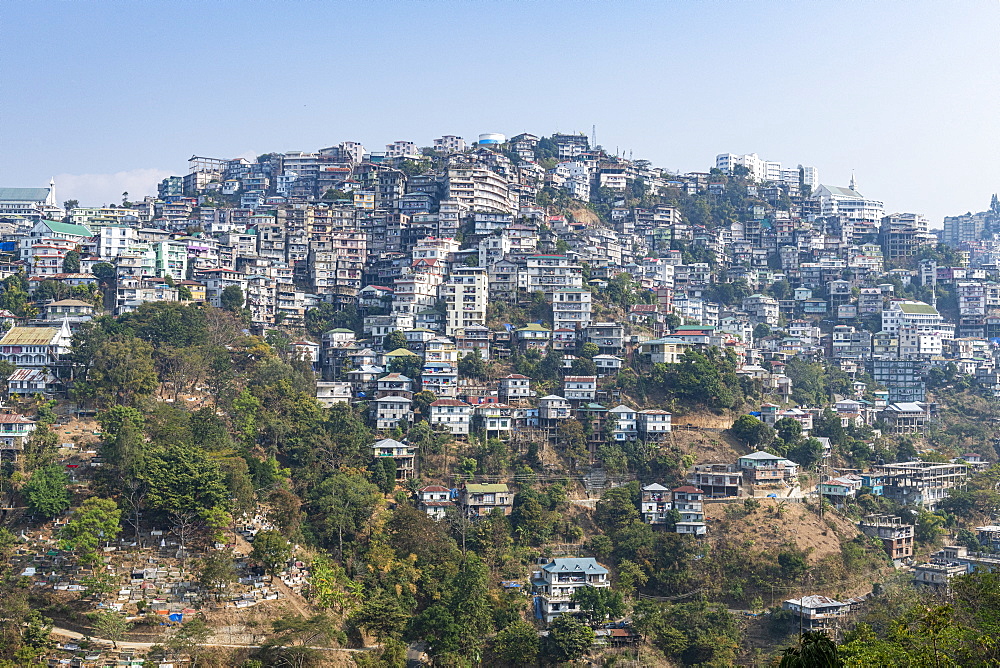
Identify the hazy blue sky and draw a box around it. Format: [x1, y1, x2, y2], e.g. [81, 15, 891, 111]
[3, 1, 998, 225]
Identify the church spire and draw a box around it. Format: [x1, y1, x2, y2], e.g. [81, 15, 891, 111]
[849, 171, 856, 192]
[46, 177, 56, 208]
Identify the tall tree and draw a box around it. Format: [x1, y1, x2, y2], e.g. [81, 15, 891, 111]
[141, 443, 229, 550]
[62, 250, 81, 274]
[61, 497, 121, 565]
[543, 615, 595, 663]
[491, 619, 540, 667]
[220, 285, 245, 311]
[75, 336, 158, 409]
[23, 465, 71, 519]
[251, 530, 292, 577]
[97, 406, 145, 471]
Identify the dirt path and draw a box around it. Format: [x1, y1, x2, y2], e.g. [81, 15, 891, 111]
[49, 625, 371, 653]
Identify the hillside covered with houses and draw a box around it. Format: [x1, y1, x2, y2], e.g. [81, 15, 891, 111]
[2, 135, 1000, 665]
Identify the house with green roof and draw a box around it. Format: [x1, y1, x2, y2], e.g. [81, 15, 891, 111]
[21, 219, 94, 273]
[881, 300, 943, 333]
[460, 483, 512, 518]
[515, 323, 551, 351]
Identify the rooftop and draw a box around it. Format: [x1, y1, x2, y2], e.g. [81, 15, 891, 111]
[0, 326, 62, 346]
[540, 558, 608, 575]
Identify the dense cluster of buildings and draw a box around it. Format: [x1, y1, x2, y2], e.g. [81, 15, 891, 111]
[1, 133, 997, 484]
[8, 134, 1000, 641]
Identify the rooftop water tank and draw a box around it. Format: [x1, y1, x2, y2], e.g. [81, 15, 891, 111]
[478, 133, 505, 145]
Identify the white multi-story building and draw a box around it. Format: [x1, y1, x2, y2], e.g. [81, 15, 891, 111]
[881, 300, 944, 334]
[532, 558, 610, 623]
[446, 166, 516, 214]
[429, 399, 472, 435]
[385, 141, 421, 159]
[563, 376, 597, 402]
[443, 266, 488, 335]
[433, 135, 466, 154]
[637, 409, 672, 440]
[551, 287, 592, 330]
[608, 405, 637, 441]
[526, 255, 584, 294]
[372, 397, 413, 431]
[715, 153, 818, 188]
[742, 294, 780, 327]
[813, 183, 885, 226]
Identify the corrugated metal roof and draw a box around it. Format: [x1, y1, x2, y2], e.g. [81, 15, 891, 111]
[0, 327, 60, 346]
[465, 483, 509, 494]
[0, 188, 49, 202]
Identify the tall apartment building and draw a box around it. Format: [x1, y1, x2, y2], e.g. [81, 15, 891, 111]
[940, 211, 988, 247]
[551, 287, 593, 330]
[445, 165, 516, 214]
[550, 133, 590, 159]
[715, 153, 819, 188]
[442, 266, 489, 336]
[870, 358, 926, 403]
[433, 135, 466, 154]
[881, 213, 934, 260]
[525, 254, 584, 294]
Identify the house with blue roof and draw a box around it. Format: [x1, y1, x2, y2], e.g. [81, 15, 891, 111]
[532, 557, 610, 623]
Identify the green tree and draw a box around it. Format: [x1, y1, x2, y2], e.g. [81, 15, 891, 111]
[779, 631, 842, 668]
[61, 497, 121, 565]
[387, 353, 422, 380]
[557, 420, 588, 468]
[166, 618, 211, 665]
[197, 549, 238, 600]
[458, 350, 488, 380]
[370, 456, 398, 495]
[383, 330, 408, 352]
[491, 618, 539, 667]
[573, 586, 625, 622]
[220, 284, 245, 311]
[92, 611, 130, 648]
[75, 336, 158, 408]
[98, 405, 145, 471]
[595, 483, 640, 534]
[251, 529, 292, 577]
[16, 610, 55, 664]
[23, 465, 70, 518]
[510, 488, 547, 545]
[789, 437, 825, 470]
[353, 591, 409, 642]
[62, 250, 81, 274]
[308, 554, 362, 613]
[730, 414, 775, 449]
[775, 417, 803, 446]
[142, 443, 229, 550]
[309, 471, 381, 556]
[543, 614, 595, 663]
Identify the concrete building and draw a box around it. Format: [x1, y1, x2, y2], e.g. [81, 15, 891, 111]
[532, 557, 610, 624]
[429, 399, 472, 435]
[371, 438, 417, 480]
[551, 287, 592, 331]
[859, 515, 914, 562]
[443, 266, 488, 336]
